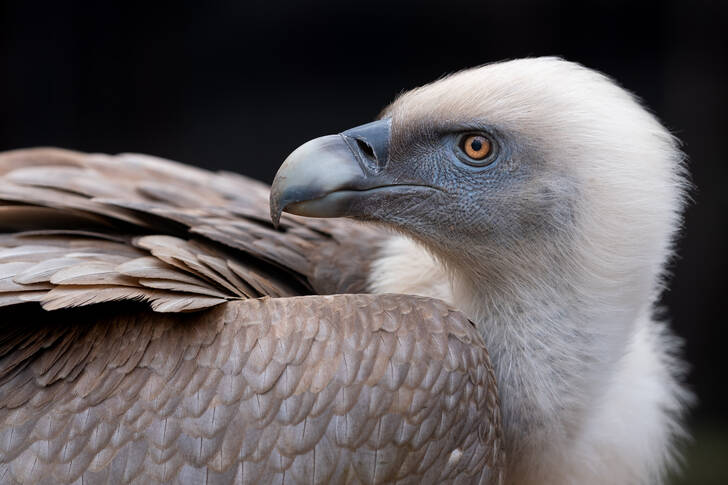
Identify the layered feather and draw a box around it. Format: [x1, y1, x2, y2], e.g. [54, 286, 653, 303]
[0, 148, 380, 312]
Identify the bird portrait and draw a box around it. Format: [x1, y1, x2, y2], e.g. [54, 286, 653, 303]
[0, 57, 692, 484]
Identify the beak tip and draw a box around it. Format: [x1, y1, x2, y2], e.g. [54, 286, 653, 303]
[269, 186, 283, 228]
[270, 210, 281, 229]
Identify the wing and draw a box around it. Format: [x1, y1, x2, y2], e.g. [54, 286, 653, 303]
[0, 294, 503, 484]
[0, 148, 381, 312]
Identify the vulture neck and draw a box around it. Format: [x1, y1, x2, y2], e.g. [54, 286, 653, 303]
[370, 235, 646, 477]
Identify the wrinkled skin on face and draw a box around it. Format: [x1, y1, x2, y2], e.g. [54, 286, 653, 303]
[383, 118, 576, 255]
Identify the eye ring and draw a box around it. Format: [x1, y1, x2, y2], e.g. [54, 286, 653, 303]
[458, 133, 495, 166]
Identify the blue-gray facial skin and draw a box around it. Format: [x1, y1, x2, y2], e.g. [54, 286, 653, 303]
[355, 118, 578, 263]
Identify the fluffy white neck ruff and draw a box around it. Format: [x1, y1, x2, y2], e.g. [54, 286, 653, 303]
[369, 234, 689, 485]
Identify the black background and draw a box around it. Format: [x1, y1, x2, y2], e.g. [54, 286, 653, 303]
[1, 1, 726, 481]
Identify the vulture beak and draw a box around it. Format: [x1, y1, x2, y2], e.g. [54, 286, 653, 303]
[270, 119, 391, 225]
[270, 119, 397, 227]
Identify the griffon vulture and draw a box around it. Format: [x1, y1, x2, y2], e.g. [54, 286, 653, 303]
[0, 57, 689, 484]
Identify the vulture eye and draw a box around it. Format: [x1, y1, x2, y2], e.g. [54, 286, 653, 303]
[459, 134, 494, 165]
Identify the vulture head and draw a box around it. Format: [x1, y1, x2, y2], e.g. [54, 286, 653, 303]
[271, 57, 684, 327]
[271, 57, 688, 483]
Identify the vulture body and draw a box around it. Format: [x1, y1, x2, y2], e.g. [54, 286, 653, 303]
[0, 150, 501, 484]
[0, 58, 689, 484]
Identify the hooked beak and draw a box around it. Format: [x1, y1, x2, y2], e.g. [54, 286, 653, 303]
[270, 119, 436, 226]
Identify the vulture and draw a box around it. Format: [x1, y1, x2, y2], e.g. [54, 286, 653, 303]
[0, 57, 689, 485]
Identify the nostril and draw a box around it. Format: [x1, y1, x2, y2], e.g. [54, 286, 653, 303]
[356, 139, 376, 162]
[341, 119, 391, 173]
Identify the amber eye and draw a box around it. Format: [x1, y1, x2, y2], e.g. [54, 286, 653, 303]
[461, 134, 492, 161]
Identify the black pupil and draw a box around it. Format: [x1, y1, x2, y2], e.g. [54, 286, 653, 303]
[470, 138, 483, 152]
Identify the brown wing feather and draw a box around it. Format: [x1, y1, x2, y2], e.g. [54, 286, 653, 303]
[0, 294, 503, 484]
[0, 148, 383, 310]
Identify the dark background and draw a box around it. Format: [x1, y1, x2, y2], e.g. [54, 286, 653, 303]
[1, 0, 726, 482]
